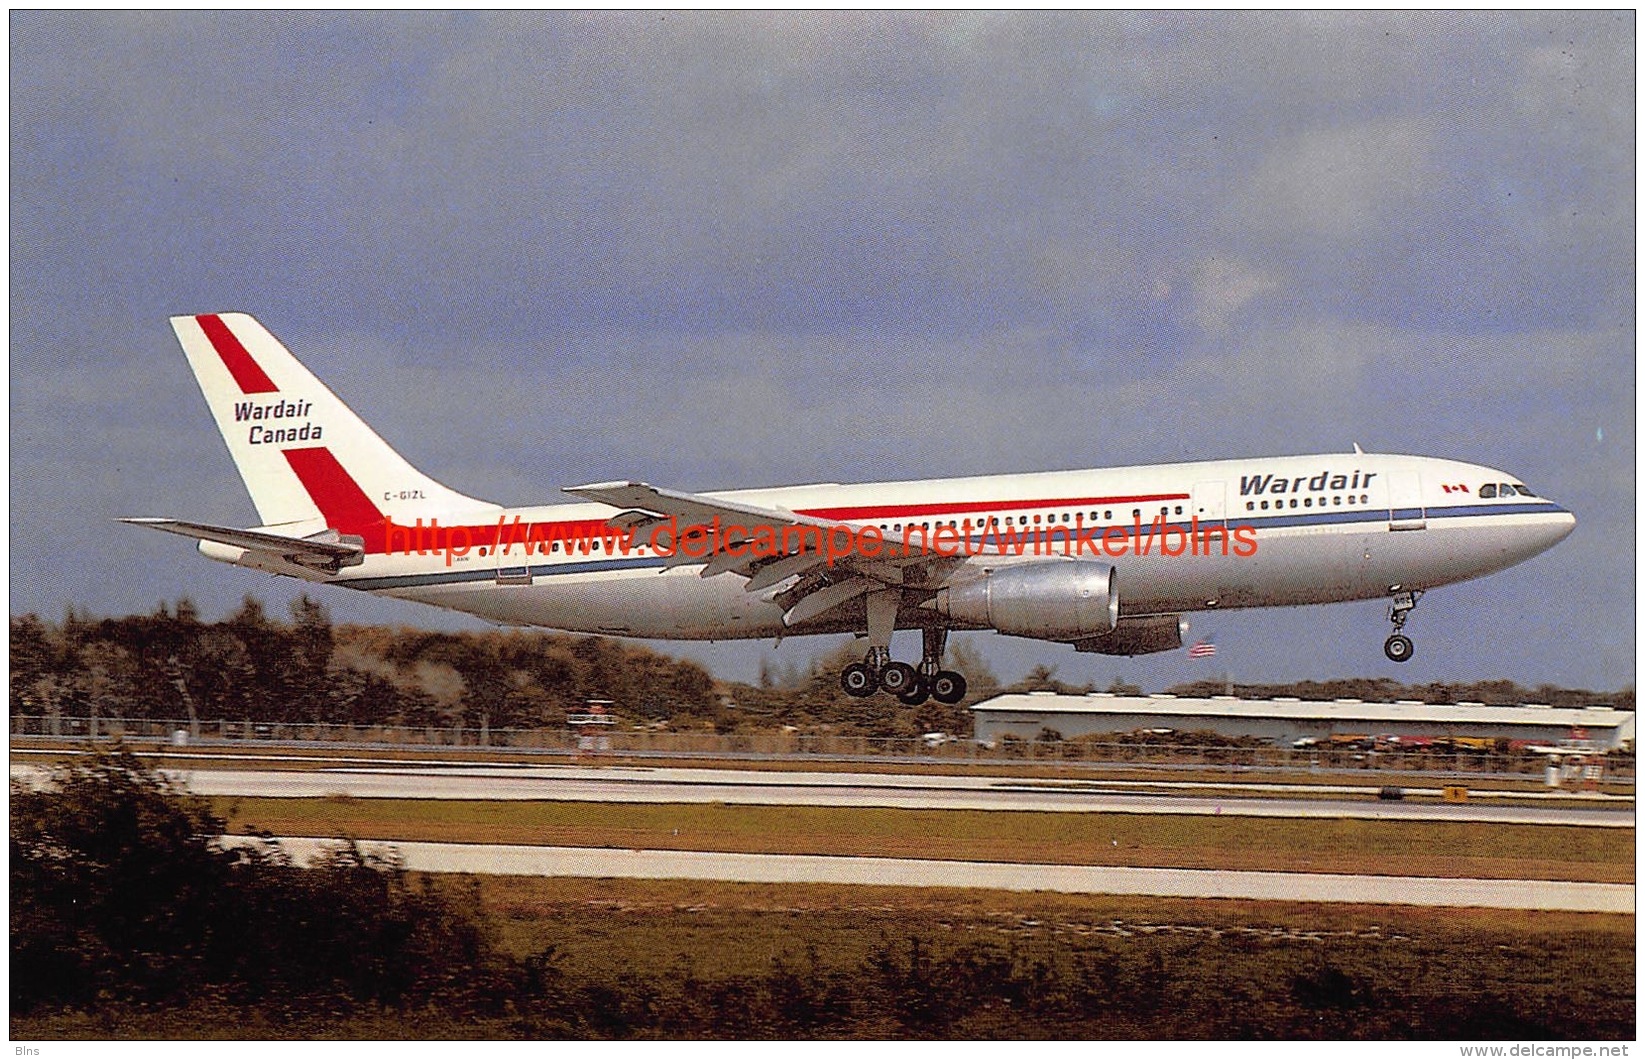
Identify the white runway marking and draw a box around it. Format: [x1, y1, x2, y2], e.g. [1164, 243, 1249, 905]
[234, 836, 1635, 913]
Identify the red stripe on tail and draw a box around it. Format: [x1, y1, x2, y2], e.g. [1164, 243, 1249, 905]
[197, 314, 278, 394]
[283, 447, 386, 551]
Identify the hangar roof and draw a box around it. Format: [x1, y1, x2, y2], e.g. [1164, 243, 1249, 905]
[971, 692, 1635, 733]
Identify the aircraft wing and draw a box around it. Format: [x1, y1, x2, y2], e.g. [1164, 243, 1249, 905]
[563, 480, 955, 625]
[120, 518, 365, 572]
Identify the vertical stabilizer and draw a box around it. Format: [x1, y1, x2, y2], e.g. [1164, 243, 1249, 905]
[170, 313, 495, 535]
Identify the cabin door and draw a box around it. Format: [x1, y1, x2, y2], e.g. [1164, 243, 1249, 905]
[1386, 472, 1427, 531]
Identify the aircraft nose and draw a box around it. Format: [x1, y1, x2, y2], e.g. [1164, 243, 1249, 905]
[1550, 507, 1577, 542]
[1535, 507, 1577, 552]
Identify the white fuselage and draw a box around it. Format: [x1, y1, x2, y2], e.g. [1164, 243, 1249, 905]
[323, 452, 1574, 642]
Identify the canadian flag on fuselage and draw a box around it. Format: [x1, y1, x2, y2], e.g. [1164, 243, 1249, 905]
[170, 313, 497, 548]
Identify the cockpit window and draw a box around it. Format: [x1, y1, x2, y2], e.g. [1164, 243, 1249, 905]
[1513, 484, 1535, 497]
[1479, 483, 1497, 499]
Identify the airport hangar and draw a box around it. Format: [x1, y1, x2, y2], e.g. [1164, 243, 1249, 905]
[970, 692, 1636, 749]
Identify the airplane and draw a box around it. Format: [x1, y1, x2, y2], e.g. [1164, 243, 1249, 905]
[124, 313, 1577, 706]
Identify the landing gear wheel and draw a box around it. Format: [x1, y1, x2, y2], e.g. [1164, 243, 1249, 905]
[897, 679, 930, 706]
[878, 661, 918, 695]
[1383, 634, 1414, 663]
[930, 670, 968, 705]
[840, 662, 877, 698]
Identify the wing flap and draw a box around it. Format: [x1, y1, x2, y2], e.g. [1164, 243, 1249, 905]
[782, 576, 876, 628]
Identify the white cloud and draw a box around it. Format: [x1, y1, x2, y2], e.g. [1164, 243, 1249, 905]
[1232, 118, 1441, 243]
[1189, 257, 1283, 335]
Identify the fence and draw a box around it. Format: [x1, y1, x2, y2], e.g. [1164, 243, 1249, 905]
[10, 714, 1635, 781]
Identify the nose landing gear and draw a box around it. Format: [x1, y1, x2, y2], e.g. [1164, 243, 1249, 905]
[1383, 589, 1422, 663]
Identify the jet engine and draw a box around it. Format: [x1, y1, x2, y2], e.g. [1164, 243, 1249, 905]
[933, 561, 1118, 640]
[1073, 615, 1189, 656]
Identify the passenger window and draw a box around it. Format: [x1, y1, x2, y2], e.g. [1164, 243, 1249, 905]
[1480, 484, 1497, 499]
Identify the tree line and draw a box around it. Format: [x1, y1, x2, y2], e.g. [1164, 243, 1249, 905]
[8, 597, 1010, 738]
[9, 598, 1629, 741]
[10, 597, 720, 732]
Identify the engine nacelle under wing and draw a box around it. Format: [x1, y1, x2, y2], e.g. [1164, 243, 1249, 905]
[934, 560, 1118, 640]
[1073, 614, 1189, 656]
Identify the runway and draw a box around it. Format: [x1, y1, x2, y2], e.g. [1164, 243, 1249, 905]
[98, 761, 1638, 827]
[233, 836, 1635, 913]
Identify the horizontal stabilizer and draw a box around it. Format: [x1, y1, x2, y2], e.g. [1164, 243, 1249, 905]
[120, 517, 365, 572]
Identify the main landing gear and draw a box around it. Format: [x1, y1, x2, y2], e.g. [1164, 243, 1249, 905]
[1383, 589, 1423, 663]
[838, 618, 968, 705]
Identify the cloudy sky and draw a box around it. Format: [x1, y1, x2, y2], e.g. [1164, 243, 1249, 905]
[11, 11, 1635, 692]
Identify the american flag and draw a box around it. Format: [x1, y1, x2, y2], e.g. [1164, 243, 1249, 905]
[1188, 639, 1217, 659]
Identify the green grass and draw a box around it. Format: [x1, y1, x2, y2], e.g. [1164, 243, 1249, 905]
[471, 877, 1637, 1036]
[212, 797, 1635, 882]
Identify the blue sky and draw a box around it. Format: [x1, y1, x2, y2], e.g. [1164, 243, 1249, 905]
[10, 11, 1635, 691]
